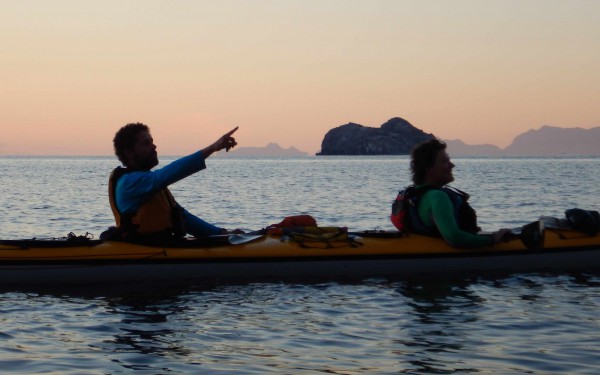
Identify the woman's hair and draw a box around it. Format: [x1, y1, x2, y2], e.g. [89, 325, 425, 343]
[410, 138, 447, 184]
[113, 123, 149, 165]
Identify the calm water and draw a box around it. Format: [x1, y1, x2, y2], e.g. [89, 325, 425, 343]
[1, 155, 599, 374]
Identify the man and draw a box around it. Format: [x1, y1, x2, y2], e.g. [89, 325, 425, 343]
[393, 138, 510, 247]
[107, 122, 240, 240]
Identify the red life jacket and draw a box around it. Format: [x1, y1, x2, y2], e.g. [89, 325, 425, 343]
[390, 185, 426, 233]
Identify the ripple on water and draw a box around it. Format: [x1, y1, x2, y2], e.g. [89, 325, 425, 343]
[1, 157, 600, 374]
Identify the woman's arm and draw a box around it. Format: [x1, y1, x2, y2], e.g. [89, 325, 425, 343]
[420, 190, 494, 248]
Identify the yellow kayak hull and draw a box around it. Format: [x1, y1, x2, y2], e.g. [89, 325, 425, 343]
[0, 229, 598, 285]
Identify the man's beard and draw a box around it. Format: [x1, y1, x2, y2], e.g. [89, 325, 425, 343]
[133, 153, 158, 171]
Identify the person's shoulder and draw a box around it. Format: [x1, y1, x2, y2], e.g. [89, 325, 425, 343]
[116, 169, 151, 186]
[119, 169, 150, 178]
[422, 188, 450, 201]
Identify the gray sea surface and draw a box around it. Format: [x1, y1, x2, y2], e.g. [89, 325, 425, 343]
[0, 155, 599, 374]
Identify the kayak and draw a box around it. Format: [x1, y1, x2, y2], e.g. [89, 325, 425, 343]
[1, 218, 599, 286]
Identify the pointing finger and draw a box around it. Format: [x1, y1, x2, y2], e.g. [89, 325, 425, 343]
[225, 126, 239, 137]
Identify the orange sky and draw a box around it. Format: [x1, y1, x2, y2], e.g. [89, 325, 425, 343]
[2, 1, 599, 155]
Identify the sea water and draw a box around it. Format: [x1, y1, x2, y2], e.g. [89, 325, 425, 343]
[0, 155, 599, 374]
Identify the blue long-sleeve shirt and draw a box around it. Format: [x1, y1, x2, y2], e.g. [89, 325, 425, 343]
[114, 151, 222, 237]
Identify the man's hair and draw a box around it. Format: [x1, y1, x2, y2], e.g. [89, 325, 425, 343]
[410, 138, 447, 185]
[113, 123, 150, 165]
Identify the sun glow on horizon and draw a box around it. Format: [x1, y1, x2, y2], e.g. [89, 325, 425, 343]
[1, 1, 599, 156]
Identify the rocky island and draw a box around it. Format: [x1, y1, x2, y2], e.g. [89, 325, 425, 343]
[317, 117, 434, 155]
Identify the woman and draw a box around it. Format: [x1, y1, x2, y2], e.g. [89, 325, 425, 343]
[395, 139, 510, 247]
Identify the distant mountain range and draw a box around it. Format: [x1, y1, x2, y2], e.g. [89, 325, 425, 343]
[446, 125, 600, 156]
[215, 122, 600, 157]
[219, 142, 309, 157]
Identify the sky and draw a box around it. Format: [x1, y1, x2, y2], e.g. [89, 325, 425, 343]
[1, 0, 599, 155]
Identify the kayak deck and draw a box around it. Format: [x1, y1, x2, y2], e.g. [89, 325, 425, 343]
[0, 228, 597, 261]
[0, 229, 598, 285]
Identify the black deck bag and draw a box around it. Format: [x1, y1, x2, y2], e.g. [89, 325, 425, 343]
[565, 208, 600, 236]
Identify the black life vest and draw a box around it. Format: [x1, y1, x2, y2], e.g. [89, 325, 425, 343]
[108, 167, 185, 238]
[391, 185, 479, 236]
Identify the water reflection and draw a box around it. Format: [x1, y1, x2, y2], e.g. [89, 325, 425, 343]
[1, 273, 599, 374]
[386, 277, 479, 374]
